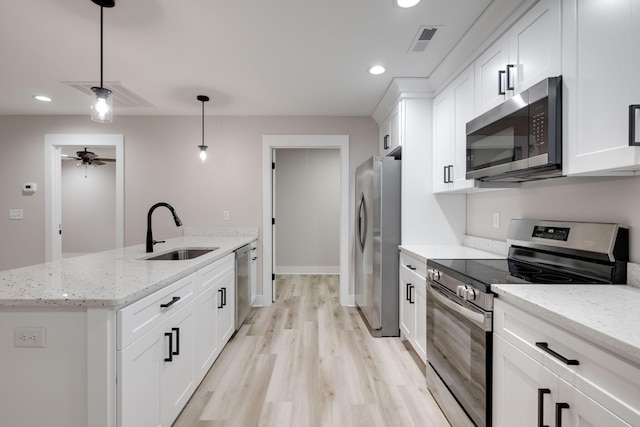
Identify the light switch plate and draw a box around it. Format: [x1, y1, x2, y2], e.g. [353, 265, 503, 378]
[9, 209, 24, 220]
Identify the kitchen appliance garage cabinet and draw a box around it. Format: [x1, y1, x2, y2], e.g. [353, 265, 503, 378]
[493, 298, 640, 427]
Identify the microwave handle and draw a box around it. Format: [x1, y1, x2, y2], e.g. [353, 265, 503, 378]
[630, 105, 640, 146]
[498, 70, 506, 95]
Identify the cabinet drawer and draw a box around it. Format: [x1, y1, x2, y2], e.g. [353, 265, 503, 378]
[196, 253, 234, 296]
[494, 299, 640, 418]
[118, 273, 196, 350]
[400, 251, 426, 281]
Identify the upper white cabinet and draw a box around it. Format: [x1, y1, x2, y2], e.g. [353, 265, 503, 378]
[475, 0, 562, 115]
[433, 64, 476, 193]
[379, 103, 402, 155]
[563, 0, 640, 175]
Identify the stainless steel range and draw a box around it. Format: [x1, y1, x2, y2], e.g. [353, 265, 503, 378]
[425, 219, 629, 427]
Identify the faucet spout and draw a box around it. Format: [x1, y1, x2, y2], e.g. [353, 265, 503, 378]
[146, 202, 183, 253]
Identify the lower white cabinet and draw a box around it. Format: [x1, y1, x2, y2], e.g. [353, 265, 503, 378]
[493, 299, 640, 427]
[118, 297, 196, 427]
[118, 253, 237, 427]
[399, 250, 427, 363]
[250, 240, 258, 305]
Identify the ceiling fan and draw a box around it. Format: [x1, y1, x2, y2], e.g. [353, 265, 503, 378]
[62, 148, 115, 166]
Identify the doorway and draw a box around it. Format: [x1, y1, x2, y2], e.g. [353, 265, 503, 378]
[44, 134, 124, 262]
[261, 135, 349, 307]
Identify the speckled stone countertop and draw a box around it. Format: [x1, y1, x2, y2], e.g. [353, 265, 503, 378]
[492, 284, 640, 366]
[0, 235, 257, 308]
[399, 244, 505, 262]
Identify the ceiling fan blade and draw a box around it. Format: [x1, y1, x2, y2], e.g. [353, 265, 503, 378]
[61, 154, 81, 160]
[93, 160, 106, 166]
[96, 158, 116, 162]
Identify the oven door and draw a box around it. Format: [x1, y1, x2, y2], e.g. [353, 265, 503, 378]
[427, 281, 492, 427]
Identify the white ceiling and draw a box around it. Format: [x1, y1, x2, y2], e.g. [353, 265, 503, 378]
[0, 0, 503, 117]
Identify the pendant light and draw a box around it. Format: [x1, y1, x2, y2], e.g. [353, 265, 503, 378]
[197, 95, 210, 162]
[90, 0, 115, 123]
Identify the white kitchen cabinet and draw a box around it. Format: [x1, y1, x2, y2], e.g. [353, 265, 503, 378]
[563, 0, 640, 175]
[399, 250, 427, 363]
[475, 0, 561, 115]
[433, 64, 476, 193]
[194, 252, 235, 381]
[379, 103, 402, 155]
[118, 293, 196, 427]
[493, 299, 640, 427]
[250, 240, 258, 305]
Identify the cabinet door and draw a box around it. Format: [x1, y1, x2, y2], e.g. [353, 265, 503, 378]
[195, 284, 219, 381]
[493, 334, 558, 427]
[413, 281, 427, 363]
[564, 0, 640, 175]
[387, 102, 402, 153]
[508, 0, 561, 93]
[475, 35, 509, 115]
[118, 329, 162, 427]
[160, 303, 197, 427]
[451, 65, 475, 189]
[433, 89, 454, 193]
[558, 379, 632, 427]
[250, 242, 258, 305]
[216, 269, 236, 346]
[399, 270, 415, 340]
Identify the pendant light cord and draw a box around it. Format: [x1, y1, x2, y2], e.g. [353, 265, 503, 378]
[201, 100, 205, 145]
[100, 6, 104, 88]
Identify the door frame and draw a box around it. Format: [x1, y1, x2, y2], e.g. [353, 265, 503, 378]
[259, 135, 350, 307]
[44, 134, 124, 262]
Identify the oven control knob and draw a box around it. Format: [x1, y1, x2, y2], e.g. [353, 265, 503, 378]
[427, 269, 441, 281]
[456, 285, 465, 297]
[464, 287, 476, 301]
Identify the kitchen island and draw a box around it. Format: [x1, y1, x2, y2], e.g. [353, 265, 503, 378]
[0, 233, 257, 427]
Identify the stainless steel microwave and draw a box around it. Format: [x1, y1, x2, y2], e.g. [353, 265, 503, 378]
[466, 76, 562, 182]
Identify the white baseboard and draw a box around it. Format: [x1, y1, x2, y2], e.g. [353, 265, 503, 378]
[274, 266, 340, 275]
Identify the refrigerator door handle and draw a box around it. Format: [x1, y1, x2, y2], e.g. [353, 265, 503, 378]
[357, 193, 367, 251]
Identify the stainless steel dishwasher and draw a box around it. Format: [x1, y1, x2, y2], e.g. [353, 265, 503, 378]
[235, 244, 251, 330]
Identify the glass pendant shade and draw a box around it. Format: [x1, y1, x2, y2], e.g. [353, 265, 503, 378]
[91, 87, 113, 123]
[199, 145, 208, 162]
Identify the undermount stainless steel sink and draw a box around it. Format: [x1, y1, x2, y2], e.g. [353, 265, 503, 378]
[143, 247, 218, 261]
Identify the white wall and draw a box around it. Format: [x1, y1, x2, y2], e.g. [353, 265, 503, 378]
[467, 175, 640, 262]
[61, 155, 116, 256]
[0, 116, 379, 288]
[275, 148, 340, 274]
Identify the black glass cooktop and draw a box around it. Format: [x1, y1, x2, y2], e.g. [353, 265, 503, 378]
[428, 258, 609, 290]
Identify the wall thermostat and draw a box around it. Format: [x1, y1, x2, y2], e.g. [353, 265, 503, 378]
[23, 183, 37, 193]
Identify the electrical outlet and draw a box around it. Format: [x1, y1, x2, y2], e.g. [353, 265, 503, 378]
[223, 210, 230, 221]
[14, 327, 46, 348]
[493, 212, 500, 229]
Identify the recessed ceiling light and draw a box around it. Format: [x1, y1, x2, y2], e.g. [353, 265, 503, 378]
[396, 0, 420, 7]
[33, 95, 52, 102]
[368, 65, 386, 75]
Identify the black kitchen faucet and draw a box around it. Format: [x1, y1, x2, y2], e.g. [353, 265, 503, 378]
[146, 202, 182, 252]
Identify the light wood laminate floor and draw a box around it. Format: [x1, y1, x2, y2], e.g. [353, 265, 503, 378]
[173, 274, 450, 427]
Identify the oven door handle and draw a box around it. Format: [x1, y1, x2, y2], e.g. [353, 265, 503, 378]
[428, 284, 487, 329]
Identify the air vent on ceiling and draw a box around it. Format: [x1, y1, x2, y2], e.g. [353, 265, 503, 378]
[63, 81, 156, 108]
[408, 26, 439, 53]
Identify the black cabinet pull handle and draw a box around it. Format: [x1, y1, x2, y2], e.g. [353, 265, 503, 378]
[406, 264, 416, 271]
[536, 342, 579, 365]
[538, 388, 550, 427]
[160, 296, 180, 308]
[506, 64, 515, 90]
[222, 287, 227, 307]
[251, 247, 257, 251]
[406, 283, 411, 301]
[384, 134, 389, 150]
[555, 402, 570, 427]
[252, 257, 258, 261]
[409, 285, 415, 304]
[218, 289, 224, 309]
[172, 327, 180, 356]
[630, 105, 640, 146]
[164, 332, 173, 362]
[498, 70, 506, 95]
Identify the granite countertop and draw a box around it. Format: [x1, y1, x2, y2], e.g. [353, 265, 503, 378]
[399, 244, 505, 261]
[492, 284, 640, 367]
[0, 235, 257, 308]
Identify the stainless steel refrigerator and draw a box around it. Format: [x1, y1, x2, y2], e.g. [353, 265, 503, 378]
[355, 156, 401, 337]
